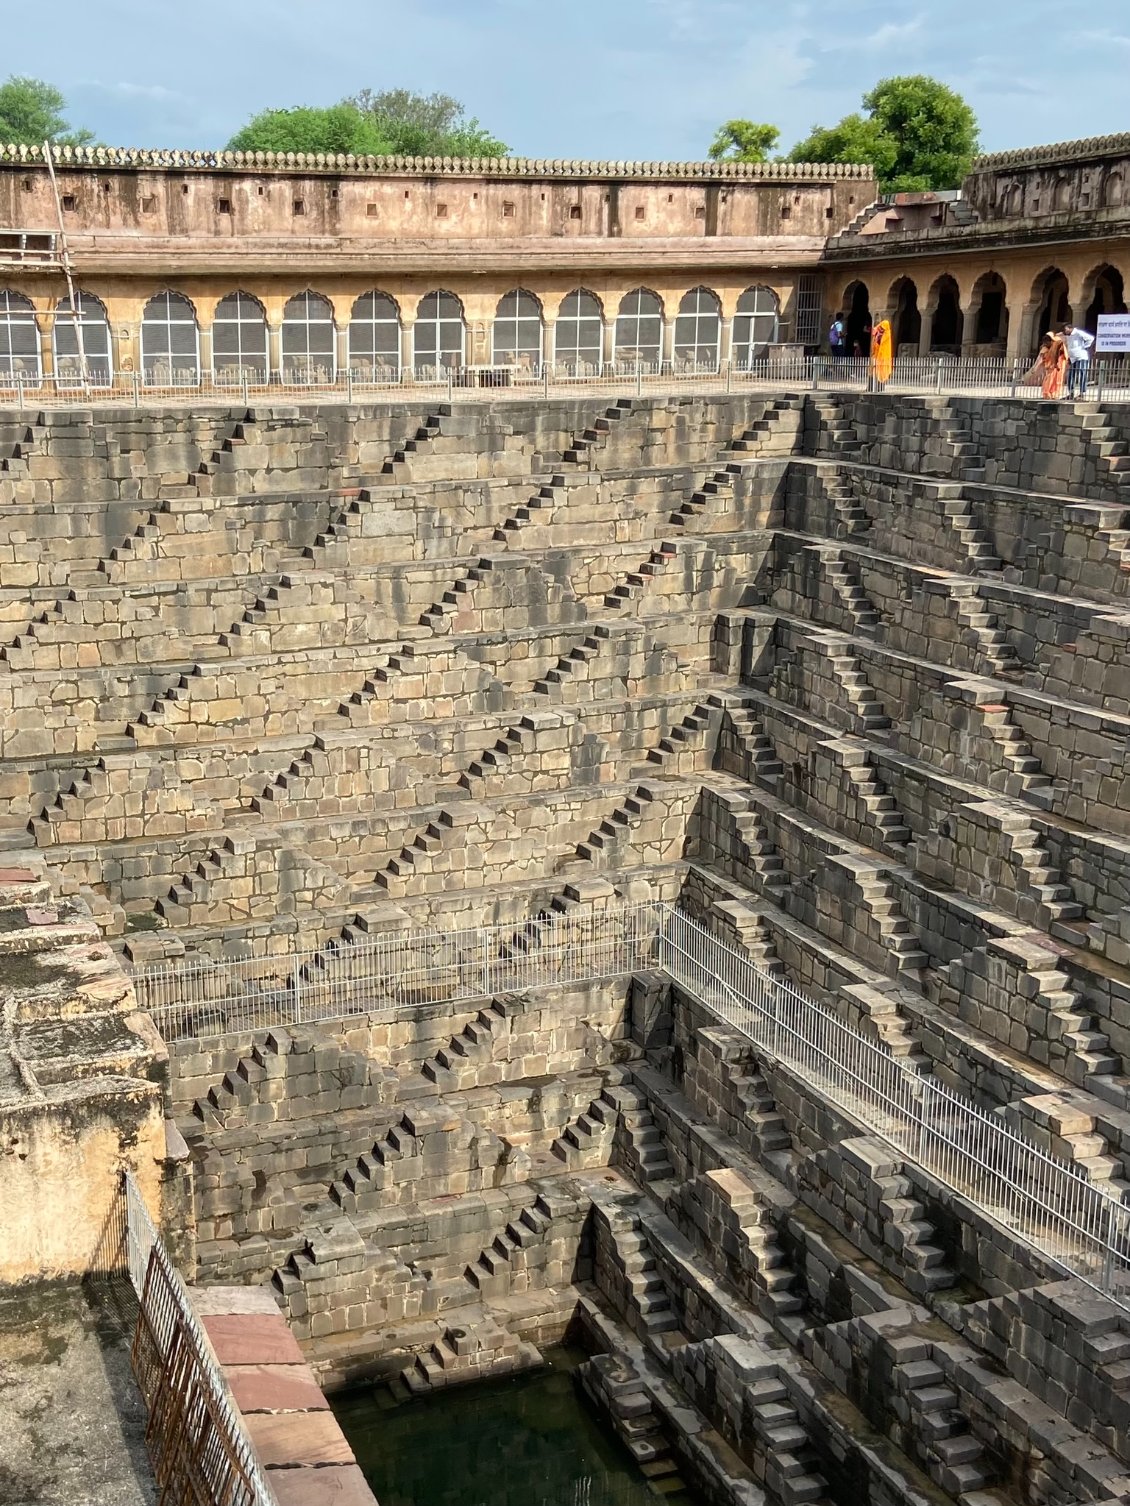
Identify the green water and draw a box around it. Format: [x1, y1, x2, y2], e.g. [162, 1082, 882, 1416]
[334, 1347, 694, 1506]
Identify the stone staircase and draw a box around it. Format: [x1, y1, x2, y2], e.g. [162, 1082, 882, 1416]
[531, 626, 610, 699]
[809, 395, 864, 456]
[1080, 406, 1130, 491]
[550, 1087, 619, 1169]
[893, 1355, 999, 1498]
[377, 409, 448, 482]
[989, 807, 1084, 930]
[604, 1213, 681, 1338]
[848, 861, 928, 976]
[576, 1352, 690, 1496]
[463, 1194, 553, 1297]
[492, 474, 566, 541]
[644, 698, 722, 774]
[939, 488, 1002, 573]
[827, 741, 911, 851]
[823, 469, 871, 536]
[868, 1163, 953, 1292]
[973, 698, 1054, 806]
[573, 783, 658, 866]
[191, 1029, 291, 1125]
[668, 461, 745, 531]
[397, 1318, 540, 1396]
[811, 634, 890, 733]
[727, 396, 805, 454]
[819, 547, 881, 633]
[747, 1373, 835, 1505]
[603, 541, 679, 610]
[614, 1086, 676, 1185]
[724, 704, 785, 789]
[418, 558, 496, 633]
[949, 583, 1023, 677]
[417, 997, 514, 1091]
[560, 398, 635, 464]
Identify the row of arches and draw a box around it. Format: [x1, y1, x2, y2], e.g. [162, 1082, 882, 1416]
[0, 284, 783, 386]
[838, 262, 1128, 359]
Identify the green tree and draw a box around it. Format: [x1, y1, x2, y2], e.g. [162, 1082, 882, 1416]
[227, 103, 393, 155]
[707, 120, 780, 163]
[0, 75, 94, 147]
[788, 75, 978, 193]
[346, 88, 508, 157]
[228, 90, 509, 158]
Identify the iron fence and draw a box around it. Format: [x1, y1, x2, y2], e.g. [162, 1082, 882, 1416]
[125, 1173, 275, 1506]
[657, 905, 1130, 1307]
[6, 352, 1130, 409]
[133, 899, 665, 1042]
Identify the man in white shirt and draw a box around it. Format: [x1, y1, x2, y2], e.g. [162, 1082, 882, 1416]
[1063, 324, 1096, 399]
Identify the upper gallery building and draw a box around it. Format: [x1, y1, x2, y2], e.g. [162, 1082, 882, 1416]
[0, 130, 1127, 386]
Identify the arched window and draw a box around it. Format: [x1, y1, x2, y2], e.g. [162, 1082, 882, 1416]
[413, 291, 465, 371]
[492, 289, 543, 370]
[53, 291, 112, 386]
[614, 288, 663, 366]
[554, 289, 603, 372]
[1051, 178, 1070, 212]
[732, 286, 779, 367]
[348, 291, 400, 379]
[1000, 182, 1022, 216]
[281, 291, 335, 384]
[673, 287, 721, 370]
[1104, 172, 1124, 209]
[211, 292, 268, 385]
[0, 291, 41, 383]
[141, 291, 199, 387]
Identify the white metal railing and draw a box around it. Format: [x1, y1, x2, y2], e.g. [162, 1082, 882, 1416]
[133, 899, 1130, 1308]
[134, 899, 666, 1042]
[124, 1172, 276, 1506]
[657, 906, 1130, 1308]
[5, 352, 1130, 409]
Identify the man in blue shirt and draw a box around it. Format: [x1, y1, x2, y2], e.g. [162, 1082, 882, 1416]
[1063, 324, 1096, 398]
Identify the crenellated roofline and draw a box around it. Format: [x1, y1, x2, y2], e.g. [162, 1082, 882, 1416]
[0, 142, 875, 182]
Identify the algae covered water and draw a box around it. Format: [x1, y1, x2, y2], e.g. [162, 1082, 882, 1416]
[334, 1347, 691, 1506]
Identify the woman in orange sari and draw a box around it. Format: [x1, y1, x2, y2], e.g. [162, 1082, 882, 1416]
[870, 318, 894, 389]
[1040, 330, 1068, 398]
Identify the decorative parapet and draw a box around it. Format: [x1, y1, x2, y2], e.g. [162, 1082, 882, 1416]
[0, 141, 875, 181]
[973, 132, 1130, 171]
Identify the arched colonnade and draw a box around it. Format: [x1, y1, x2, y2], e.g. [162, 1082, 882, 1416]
[0, 282, 785, 387]
[829, 260, 1130, 361]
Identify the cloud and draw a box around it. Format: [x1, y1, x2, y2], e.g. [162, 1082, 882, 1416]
[96, 82, 187, 103]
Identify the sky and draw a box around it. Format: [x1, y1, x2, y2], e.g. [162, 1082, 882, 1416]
[9, 0, 1127, 161]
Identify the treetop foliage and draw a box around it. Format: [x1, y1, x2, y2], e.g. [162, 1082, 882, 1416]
[0, 75, 94, 147]
[228, 90, 508, 158]
[714, 75, 980, 193]
[707, 120, 780, 163]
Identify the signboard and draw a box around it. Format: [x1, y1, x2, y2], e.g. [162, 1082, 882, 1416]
[1096, 314, 1130, 352]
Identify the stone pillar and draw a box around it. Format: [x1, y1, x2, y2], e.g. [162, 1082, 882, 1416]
[960, 300, 980, 354]
[267, 323, 282, 383]
[400, 319, 415, 376]
[602, 318, 615, 369]
[198, 324, 213, 388]
[720, 316, 733, 368]
[543, 319, 555, 372]
[39, 313, 54, 382]
[917, 311, 933, 358]
[1009, 303, 1037, 365]
[661, 317, 674, 368]
[335, 323, 349, 381]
